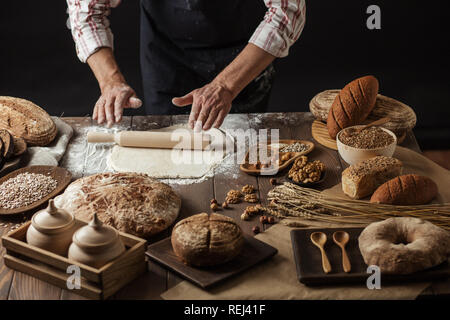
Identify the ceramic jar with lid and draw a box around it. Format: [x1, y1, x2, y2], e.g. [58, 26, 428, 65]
[26, 199, 78, 256]
[68, 213, 125, 268]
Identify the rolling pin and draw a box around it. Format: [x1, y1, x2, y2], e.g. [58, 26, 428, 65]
[87, 131, 211, 150]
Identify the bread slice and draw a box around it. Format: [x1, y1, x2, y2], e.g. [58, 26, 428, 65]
[370, 174, 438, 205]
[327, 76, 379, 139]
[0, 129, 14, 159]
[342, 156, 403, 199]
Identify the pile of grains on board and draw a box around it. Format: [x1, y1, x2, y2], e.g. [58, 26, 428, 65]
[279, 142, 310, 153]
[339, 126, 394, 149]
[0, 173, 58, 209]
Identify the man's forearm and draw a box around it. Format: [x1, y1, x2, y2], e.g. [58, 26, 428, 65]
[87, 47, 125, 90]
[213, 43, 276, 99]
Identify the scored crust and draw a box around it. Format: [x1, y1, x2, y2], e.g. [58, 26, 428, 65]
[171, 213, 244, 266]
[0, 96, 57, 146]
[54, 172, 181, 238]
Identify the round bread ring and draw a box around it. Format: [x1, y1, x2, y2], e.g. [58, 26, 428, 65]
[358, 217, 450, 274]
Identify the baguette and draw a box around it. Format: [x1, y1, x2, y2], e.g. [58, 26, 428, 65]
[327, 76, 379, 139]
[342, 156, 403, 199]
[370, 174, 438, 205]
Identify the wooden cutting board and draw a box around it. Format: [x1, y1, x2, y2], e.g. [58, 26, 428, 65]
[291, 227, 450, 286]
[311, 120, 338, 150]
[0, 166, 72, 215]
[146, 235, 278, 289]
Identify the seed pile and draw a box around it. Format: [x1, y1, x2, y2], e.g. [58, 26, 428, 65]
[340, 126, 394, 149]
[0, 173, 57, 209]
[279, 142, 309, 153]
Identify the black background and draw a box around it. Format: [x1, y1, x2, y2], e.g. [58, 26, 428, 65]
[0, 1, 449, 148]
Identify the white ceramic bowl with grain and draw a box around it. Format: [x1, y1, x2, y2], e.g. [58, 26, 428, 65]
[336, 125, 397, 165]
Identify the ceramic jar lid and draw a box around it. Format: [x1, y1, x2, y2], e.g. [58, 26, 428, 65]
[31, 199, 74, 234]
[72, 213, 120, 253]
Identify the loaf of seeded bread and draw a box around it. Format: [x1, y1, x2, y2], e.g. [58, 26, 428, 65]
[370, 174, 438, 205]
[327, 76, 379, 139]
[342, 156, 403, 199]
[171, 213, 244, 267]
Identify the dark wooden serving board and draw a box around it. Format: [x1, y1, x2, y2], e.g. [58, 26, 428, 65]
[0, 166, 72, 215]
[146, 235, 278, 289]
[291, 227, 450, 286]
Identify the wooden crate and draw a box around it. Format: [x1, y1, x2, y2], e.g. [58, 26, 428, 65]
[2, 220, 147, 300]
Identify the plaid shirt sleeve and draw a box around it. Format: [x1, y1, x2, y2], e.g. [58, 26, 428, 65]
[249, 0, 306, 57]
[66, 0, 120, 63]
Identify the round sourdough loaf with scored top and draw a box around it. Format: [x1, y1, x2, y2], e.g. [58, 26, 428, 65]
[370, 174, 438, 205]
[359, 217, 450, 274]
[0, 96, 57, 146]
[54, 172, 181, 238]
[171, 213, 244, 267]
[326, 76, 379, 139]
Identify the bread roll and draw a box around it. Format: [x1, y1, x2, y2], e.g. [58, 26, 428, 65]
[171, 213, 244, 267]
[327, 76, 379, 139]
[0, 96, 57, 146]
[370, 174, 438, 205]
[342, 156, 403, 199]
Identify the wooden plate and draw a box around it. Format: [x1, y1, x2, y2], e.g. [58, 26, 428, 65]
[240, 139, 315, 175]
[146, 235, 278, 289]
[291, 227, 450, 286]
[0, 166, 72, 215]
[311, 120, 338, 150]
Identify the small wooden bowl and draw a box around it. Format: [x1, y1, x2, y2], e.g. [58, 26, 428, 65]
[0, 166, 72, 215]
[287, 170, 327, 187]
[240, 140, 314, 176]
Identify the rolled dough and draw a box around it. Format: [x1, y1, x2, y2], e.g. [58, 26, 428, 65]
[108, 126, 232, 179]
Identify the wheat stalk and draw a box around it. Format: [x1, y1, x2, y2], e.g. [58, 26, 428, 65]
[264, 182, 450, 229]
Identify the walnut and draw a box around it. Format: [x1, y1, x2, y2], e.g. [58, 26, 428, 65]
[225, 189, 242, 204]
[245, 205, 260, 215]
[241, 184, 255, 194]
[244, 193, 258, 203]
[288, 156, 325, 184]
[241, 212, 250, 221]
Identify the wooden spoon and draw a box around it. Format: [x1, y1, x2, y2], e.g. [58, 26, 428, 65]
[310, 232, 332, 274]
[332, 231, 351, 273]
[341, 117, 391, 137]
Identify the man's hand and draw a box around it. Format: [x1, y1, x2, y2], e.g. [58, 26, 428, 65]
[172, 44, 275, 131]
[172, 81, 233, 131]
[87, 48, 142, 127]
[93, 80, 142, 127]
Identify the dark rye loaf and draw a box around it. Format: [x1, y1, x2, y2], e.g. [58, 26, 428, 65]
[370, 174, 438, 205]
[171, 213, 244, 267]
[327, 76, 379, 139]
[0, 96, 57, 146]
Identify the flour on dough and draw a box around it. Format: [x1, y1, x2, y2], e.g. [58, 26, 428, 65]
[108, 126, 232, 179]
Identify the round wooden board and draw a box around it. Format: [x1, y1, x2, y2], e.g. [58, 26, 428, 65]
[0, 166, 72, 215]
[311, 120, 337, 150]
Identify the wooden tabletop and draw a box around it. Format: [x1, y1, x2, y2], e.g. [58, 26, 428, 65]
[0, 112, 448, 299]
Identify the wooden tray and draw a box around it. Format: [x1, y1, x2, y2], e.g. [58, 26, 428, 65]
[2, 220, 147, 300]
[291, 227, 450, 286]
[240, 139, 314, 175]
[0, 166, 72, 215]
[146, 235, 278, 289]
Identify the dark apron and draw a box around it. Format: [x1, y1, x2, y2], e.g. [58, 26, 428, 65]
[139, 0, 273, 115]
